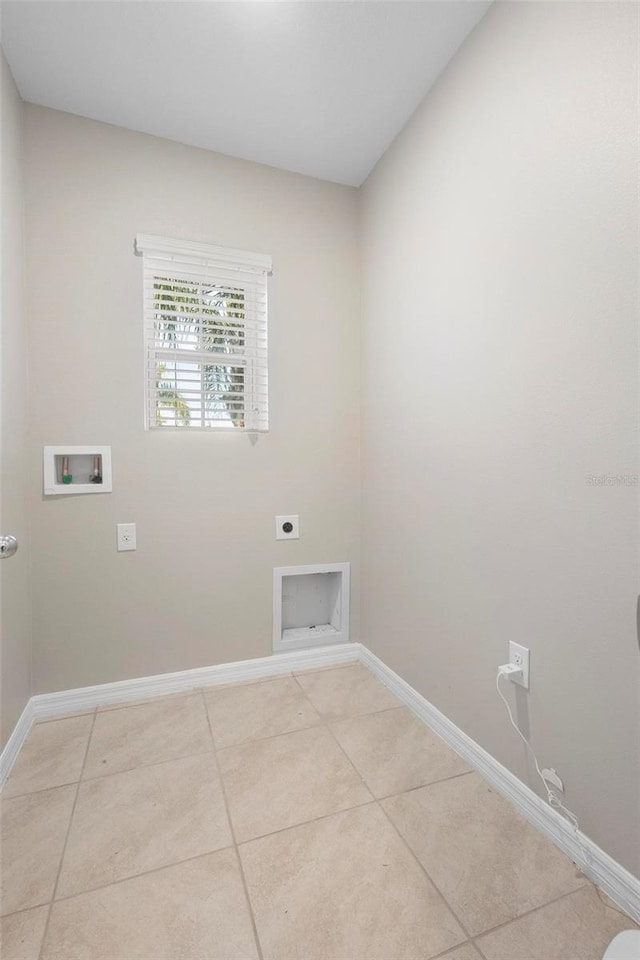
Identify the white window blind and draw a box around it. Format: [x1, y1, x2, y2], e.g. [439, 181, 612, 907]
[135, 234, 271, 431]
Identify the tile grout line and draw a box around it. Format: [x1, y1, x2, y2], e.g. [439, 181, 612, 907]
[237, 798, 380, 848]
[40, 846, 236, 907]
[372, 767, 475, 802]
[37, 707, 97, 960]
[329, 701, 414, 723]
[206, 674, 425, 758]
[3, 749, 225, 808]
[36, 749, 211, 797]
[201, 672, 295, 692]
[469, 880, 598, 944]
[374, 794, 475, 943]
[93, 670, 302, 716]
[427, 943, 480, 960]
[94, 679, 288, 716]
[200, 690, 265, 960]
[0, 900, 52, 921]
[4, 744, 217, 801]
[2, 713, 96, 799]
[4, 777, 92, 802]
[205, 672, 324, 751]
[293, 677, 408, 724]
[80, 745, 216, 784]
[291, 660, 358, 678]
[93, 687, 207, 713]
[215, 718, 323, 753]
[317, 697, 476, 948]
[311, 716, 375, 798]
[33, 711, 96, 725]
[328, 702, 417, 722]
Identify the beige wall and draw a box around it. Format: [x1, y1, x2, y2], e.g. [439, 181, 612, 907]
[24, 106, 360, 692]
[360, 1, 639, 875]
[0, 51, 31, 748]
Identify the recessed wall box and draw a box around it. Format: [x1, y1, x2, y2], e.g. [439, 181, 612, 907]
[43, 445, 112, 495]
[273, 562, 350, 653]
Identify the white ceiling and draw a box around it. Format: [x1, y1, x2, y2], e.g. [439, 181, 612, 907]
[1, 1, 490, 186]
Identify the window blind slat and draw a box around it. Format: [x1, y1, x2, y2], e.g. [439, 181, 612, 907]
[147, 377, 268, 387]
[150, 347, 268, 359]
[138, 235, 269, 431]
[146, 291, 267, 309]
[150, 326, 268, 343]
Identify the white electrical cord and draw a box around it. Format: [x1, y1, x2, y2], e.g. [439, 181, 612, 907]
[496, 667, 580, 830]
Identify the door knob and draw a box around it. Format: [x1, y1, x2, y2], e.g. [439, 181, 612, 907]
[0, 535, 18, 559]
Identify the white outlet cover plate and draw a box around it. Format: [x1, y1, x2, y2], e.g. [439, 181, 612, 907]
[276, 515, 299, 540]
[117, 522, 136, 552]
[508, 641, 529, 689]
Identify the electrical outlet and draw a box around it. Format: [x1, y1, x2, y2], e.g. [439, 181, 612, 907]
[276, 515, 299, 540]
[117, 522, 136, 552]
[508, 641, 529, 689]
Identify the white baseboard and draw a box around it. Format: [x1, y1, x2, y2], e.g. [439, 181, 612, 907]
[359, 645, 640, 925]
[0, 698, 35, 788]
[1, 642, 359, 788]
[29, 642, 359, 720]
[2, 639, 638, 925]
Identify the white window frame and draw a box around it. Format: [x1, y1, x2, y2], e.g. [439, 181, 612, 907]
[135, 234, 271, 432]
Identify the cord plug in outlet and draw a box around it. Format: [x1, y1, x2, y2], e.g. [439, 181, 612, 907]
[498, 663, 523, 682]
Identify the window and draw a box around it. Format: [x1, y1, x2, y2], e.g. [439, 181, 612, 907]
[135, 234, 271, 431]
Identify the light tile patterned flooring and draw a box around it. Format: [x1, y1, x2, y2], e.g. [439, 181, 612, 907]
[0, 663, 637, 959]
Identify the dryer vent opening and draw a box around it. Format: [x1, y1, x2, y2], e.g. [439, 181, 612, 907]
[273, 563, 350, 652]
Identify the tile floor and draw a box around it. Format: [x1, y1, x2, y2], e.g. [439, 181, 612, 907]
[0, 662, 637, 960]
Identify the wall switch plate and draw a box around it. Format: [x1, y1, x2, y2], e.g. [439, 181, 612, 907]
[508, 641, 529, 689]
[276, 515, 299, 540]
[117, 522, 136, 552]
